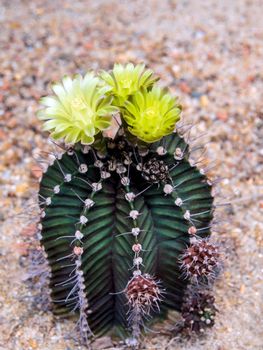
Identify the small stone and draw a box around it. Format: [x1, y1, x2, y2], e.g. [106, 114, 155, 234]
[179, 81, 191, 94]
[20, 223, 37, 237]
[14, 242, 30, 256]
[28, 338, 38, 349]
[31, 165, 43, 179]
[15, 183, 29, 198]
[216, 111, 228, 121]
[92, 337, 113, 349]
[200, 95, 209, 108]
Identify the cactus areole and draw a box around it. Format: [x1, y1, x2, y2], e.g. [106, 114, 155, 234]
[37, 63, 217, 343]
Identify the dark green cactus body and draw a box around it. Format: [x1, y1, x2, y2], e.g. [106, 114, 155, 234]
[39, 132, 213, 337]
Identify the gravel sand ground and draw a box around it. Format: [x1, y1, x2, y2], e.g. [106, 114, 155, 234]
[0, 1, 262, 349]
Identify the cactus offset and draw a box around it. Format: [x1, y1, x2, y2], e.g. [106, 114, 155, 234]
[35, 63, 219, 344]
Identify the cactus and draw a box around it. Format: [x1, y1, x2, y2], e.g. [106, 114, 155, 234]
[181, 289, 217, 334]
[35, 63, 220, 345]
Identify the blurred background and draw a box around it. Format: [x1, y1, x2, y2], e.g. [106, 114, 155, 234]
[0, 1, 262, 349]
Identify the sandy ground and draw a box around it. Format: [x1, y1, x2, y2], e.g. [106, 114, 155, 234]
[0, 0, 263, 349]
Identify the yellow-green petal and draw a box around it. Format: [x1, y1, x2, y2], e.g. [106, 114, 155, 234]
[123, 87, 181, 143]
[100, 63, 158, 105]
[37, 72, 118, 145]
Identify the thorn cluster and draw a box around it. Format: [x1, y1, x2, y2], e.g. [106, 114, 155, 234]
[180, 239, 220, 280]
[126, 274, 162, 316]
[181, 290, 216, 333]
[141, 157, 169, 183]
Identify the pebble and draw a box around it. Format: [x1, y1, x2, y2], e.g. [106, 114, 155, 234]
[216, 111, 229, 121]
[179, 81, 191, 94]
[200, 94, 209, 108]
[15, 183, 30, 198]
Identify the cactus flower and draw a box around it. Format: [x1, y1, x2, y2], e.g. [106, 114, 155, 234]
[100, 63, 158, 105]
[37, 73, 118, 145]
[123, 87, 181, 143]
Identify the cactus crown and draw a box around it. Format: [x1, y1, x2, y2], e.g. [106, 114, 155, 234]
[36, 63, 219, 345]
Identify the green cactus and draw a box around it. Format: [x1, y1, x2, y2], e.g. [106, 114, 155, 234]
[35, 63, 219, 345]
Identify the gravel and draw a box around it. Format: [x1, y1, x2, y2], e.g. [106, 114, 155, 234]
[0, 0, 262, 349]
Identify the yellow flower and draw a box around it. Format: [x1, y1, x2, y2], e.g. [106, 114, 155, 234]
[123, 87, 181, 143]
[37, 73, 117, 145]
[100, 63, 158, 105]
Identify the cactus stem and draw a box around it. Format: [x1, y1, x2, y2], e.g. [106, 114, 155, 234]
[35, 119, 217, 339]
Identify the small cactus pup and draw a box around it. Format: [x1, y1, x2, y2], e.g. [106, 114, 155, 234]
[35, 63, 219, 345]
[181, 288, 217, 334]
